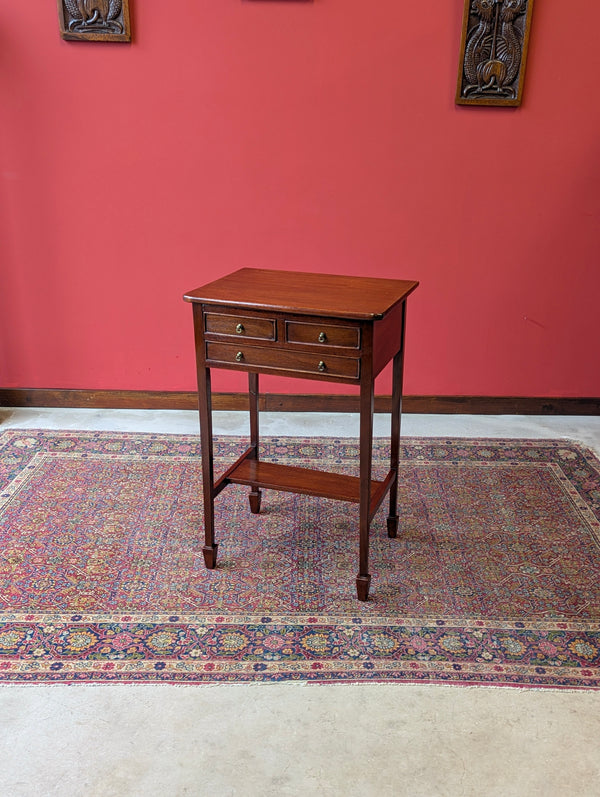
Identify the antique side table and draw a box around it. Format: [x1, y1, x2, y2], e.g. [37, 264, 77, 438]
[184, 268, 418, 600]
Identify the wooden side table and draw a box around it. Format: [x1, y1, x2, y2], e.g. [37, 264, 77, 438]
[184, 268, 418, 601]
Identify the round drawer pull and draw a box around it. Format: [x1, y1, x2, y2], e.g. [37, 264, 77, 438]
[235, 351, 244, 362]
[318, 332, 327, 343]
[236, 323, 245, 334]
[317, 361, 327, 372]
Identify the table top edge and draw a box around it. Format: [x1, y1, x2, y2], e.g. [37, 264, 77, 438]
[183, 268, 419, 320]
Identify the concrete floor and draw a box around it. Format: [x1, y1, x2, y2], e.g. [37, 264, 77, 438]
[1, 409, 599, 797]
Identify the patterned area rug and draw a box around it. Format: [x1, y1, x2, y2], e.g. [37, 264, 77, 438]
[0, 430, 599, 688]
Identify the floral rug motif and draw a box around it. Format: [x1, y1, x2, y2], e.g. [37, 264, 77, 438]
[0, 430, 599, 688]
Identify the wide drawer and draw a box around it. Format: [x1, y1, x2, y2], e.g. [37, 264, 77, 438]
[204, 312, 276, 341]
[285, 321, 360, 349]
[206, 342, 360, 379]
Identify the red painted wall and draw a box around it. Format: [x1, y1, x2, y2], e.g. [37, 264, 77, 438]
[1, 1, 599, 397]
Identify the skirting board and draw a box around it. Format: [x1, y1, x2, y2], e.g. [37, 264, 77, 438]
[0, 389, 598, 415]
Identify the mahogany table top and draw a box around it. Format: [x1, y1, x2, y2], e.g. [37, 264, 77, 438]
[184, 268, 419, 321]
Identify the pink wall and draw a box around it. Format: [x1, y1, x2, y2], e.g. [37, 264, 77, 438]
[1, 1, 599, 398]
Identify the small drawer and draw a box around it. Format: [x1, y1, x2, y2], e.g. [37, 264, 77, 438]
[204, 312, 276, 341]
[285, 321, 360, 349]
[206, 342, 361, 380]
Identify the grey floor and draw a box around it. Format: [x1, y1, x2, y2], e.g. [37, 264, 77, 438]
[1, 408, 599, 797]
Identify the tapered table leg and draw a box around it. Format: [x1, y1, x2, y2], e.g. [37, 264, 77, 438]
[386, 353, 403, 538]
[387, 304, 406, 539]
[248, 371, 262, 514]
[356, 350, 374, 601]
[197, 365, 218, 568]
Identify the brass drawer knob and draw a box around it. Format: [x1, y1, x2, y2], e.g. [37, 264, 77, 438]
[235, 351, 244, 362]
[236, 323, 245, 334]
[317, 361, 327, 372]
[318, 332, 327, 343]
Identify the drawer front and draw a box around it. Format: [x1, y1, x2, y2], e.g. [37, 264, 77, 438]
[206, 342, 360, 380]
[285, 321, 360, 349]
[204, 312, 276, 341]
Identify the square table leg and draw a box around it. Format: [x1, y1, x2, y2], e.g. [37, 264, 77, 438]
[387, 303, 407, 538]
[386, 350, 404, 538]
[248, 371, 262, 514]
[356, 353, 374, 602]
[197, 365, 219, 568]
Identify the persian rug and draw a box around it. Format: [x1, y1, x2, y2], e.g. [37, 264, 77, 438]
[0, 429, 599, 688]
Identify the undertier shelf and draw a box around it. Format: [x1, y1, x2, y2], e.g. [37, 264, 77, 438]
[219, 458, 394, 517]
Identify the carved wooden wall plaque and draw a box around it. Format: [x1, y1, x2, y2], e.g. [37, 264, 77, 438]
[57, 0, 131, 42]
[456, 0, 534, 107]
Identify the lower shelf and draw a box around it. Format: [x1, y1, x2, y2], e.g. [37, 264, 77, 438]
[222, 458, 393, 515]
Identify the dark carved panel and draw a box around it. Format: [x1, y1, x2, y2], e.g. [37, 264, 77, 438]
[57, 0, 131, 42]
[456, 0, 534, 107]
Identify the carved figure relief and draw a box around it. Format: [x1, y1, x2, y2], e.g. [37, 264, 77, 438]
[57, 0, 131, 42]
[456, 0, 534, 106]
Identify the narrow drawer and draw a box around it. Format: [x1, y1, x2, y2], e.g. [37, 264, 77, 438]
[285, 321, 360, 349]
[204, 312, 276, 341]
[206, 342, 360, 380]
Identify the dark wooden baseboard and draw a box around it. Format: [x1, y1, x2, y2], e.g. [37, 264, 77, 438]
[1, 389, 598, 415]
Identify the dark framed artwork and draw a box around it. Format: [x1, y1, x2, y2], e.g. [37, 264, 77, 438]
[456, 0, 534, 107]
[57, 0, 131, 42]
